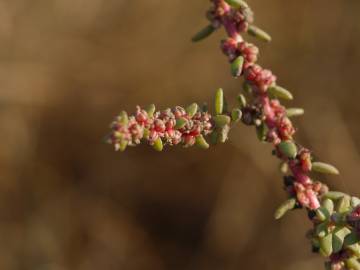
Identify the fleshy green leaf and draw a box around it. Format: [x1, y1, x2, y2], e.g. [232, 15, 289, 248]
[195, 135, 209, 149]
[332, 234, 343, 254]
[231, 56, 244, 77]
[146, 104, 156, 117]
[335, 195, 351, 213]
[231, 109, 242, 122]
[119, 111, 129, 125]
[186, 103, 198, 118]
[153, 138, 163, 152]
[143, 128, 150, 139]
[268, 85, 293, 100]
[333, 227, 351, 253]
[316, 207, 330, 222]
[215, 88, 224, 115]
[347, 243, 360, 257]
[247, 25, 272, 42]
[312, 162, 340, 175]
[278, 141, 297, 159]
[344, 231, 360, 247]
[237, 94, 247, 108]
[274, 198, 296, 220]
[321, 199, 334, 215]
[218, 124, 230, 143]
[346, 258, 360, 270]
[323, 191, 347, 200]
[320, 233, 333, 257]
[214, 115, 231, 128]
[224, 0, 249, 9]
[286, 108, 304, 118]
[192, 25, 216, 42]
[117, 140, 128, 152]
[256, 122, 268, 142]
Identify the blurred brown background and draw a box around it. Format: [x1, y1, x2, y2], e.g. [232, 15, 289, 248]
[1, 0, 360, 269]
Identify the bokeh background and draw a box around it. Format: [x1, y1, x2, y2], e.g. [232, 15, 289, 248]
[1, 0, 360, 269]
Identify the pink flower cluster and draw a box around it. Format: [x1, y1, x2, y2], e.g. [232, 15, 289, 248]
[264, 101, 294, 144]
[244, 65, 277, 93]
[280, 149, 326, 209]
[221, 38, 259, 67]
[207, 0, 253, 32]
[108, 106, 213, 150]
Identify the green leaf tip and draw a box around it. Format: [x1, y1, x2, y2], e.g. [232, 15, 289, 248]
[214, 115, 231, 128]
[117, 140, 128, 152]
[286, 108, 304, 118]
[153, 138, 163, 152]
[256, 122, 268, 142]
[247, 25, 272, 42]
[231, 108, 242, 122]
[268, 85, 293, 100]
[335, 195, 351, 213]
[225, 0, 249, 9]
[332, 227, 351, 253]
[119, 111, 129, 125]
[320, 233, 333, 257]
[146, 104, 156, 117]
[346, 258, 360, 270]
[312, 162, 340, 175]
[323, 191, 347, 200]
[192, 24, 216, 43]
[231, 56, 244, 77]
[237, 94, 247, 108]
[186, 103, 198, 118]
[274, 198, 296, 220]
[321, 198, 334, 215]
[316, 207, 330, 222]
[215, 88, 224, 115]
[196, 135, 210, 149]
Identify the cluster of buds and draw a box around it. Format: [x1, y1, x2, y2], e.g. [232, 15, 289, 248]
[107, 0, 360, 268]
[107, 104, 214, 151]
[244, 64, 277, 93]
[206, 0, 253, 34]
[221, 38, 259, 72]
[107, 89, 244, 151]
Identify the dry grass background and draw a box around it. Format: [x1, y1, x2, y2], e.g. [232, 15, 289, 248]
[0, 0, 360, 269]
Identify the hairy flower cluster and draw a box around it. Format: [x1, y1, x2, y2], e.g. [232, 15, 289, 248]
[108, 105, 213, 151]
